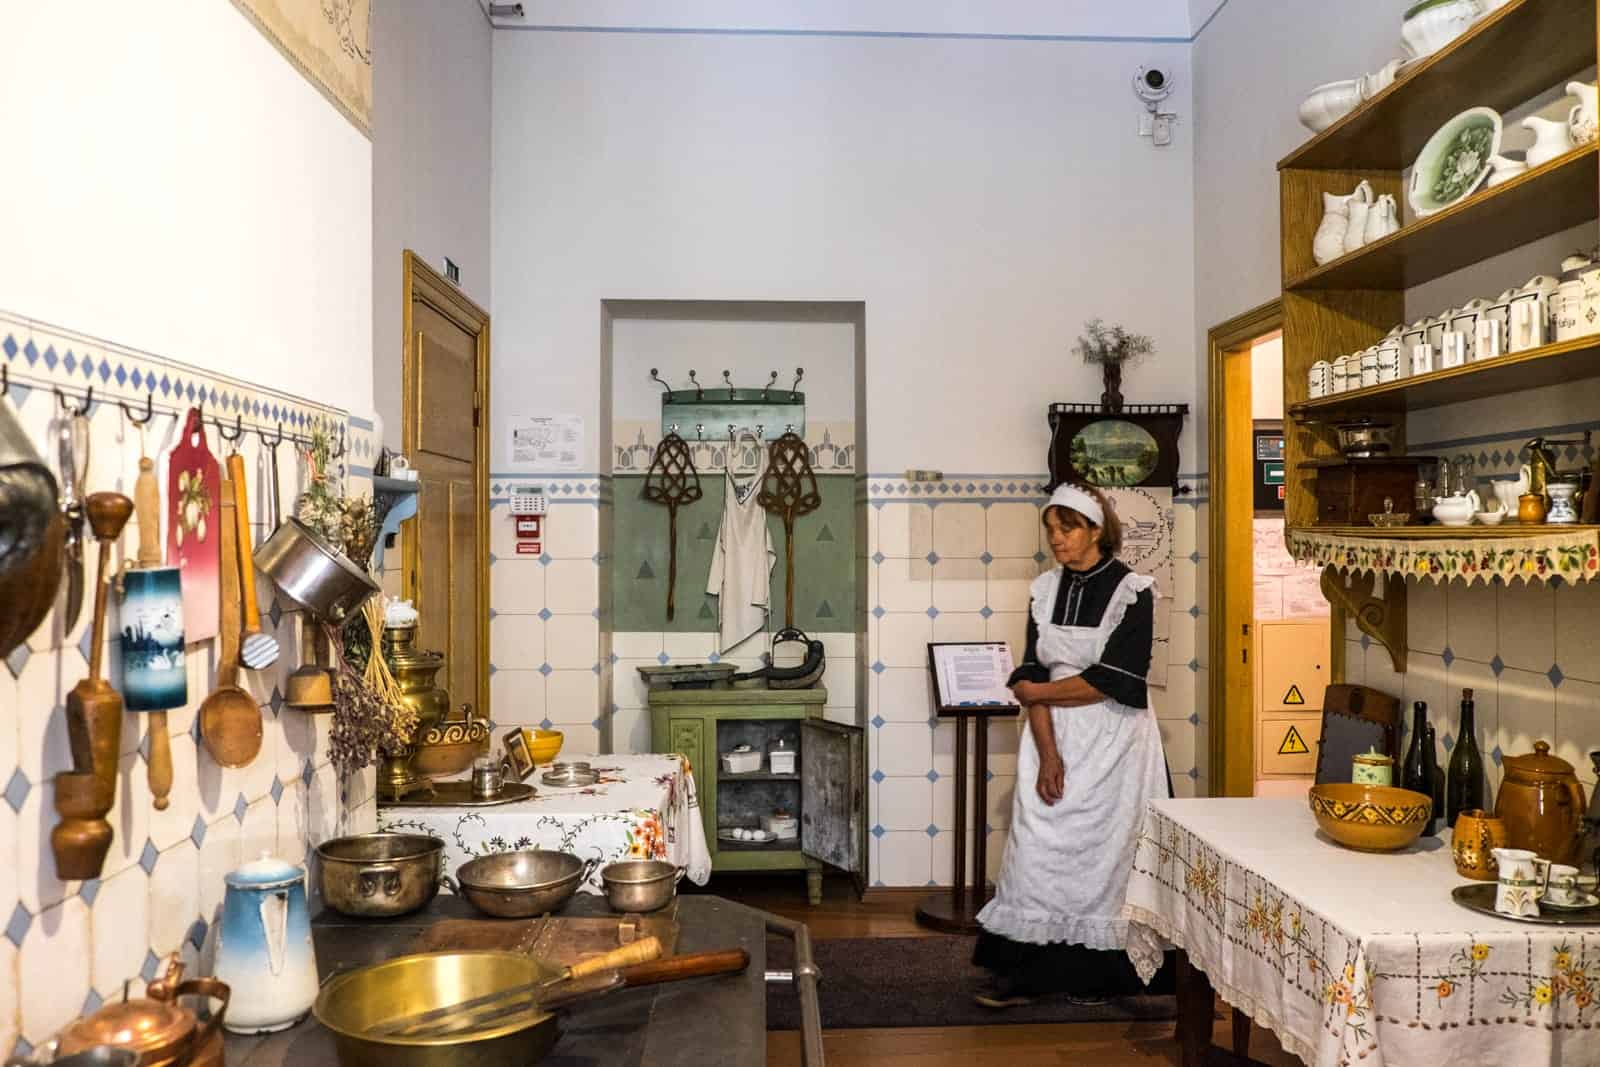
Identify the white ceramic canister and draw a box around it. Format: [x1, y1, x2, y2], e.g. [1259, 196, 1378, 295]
[1510, 276, 1560, 352]
[1400, 318, 1429, 357]
[1424, 312, 1451, 355]
[1332, 354, 1355, 393]
[1359, 347, 1380, 388]
[1411, 343, 1436, 376]
[1449, 299, 1490, 362]
[1376, 339, 1402, 382]
[1309, 360, 1333, 398]
[1440, 332, 1468, 368]
[1554, 279, 1588, 341]
[1474, 318, 1504, 361]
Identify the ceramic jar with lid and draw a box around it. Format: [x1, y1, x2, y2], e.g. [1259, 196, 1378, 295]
[1554, 256, 1600, 342]
[1494, 740, 1588, 865]
[1351, 748, 1394, 786]
[1509, 276, 1559, 352]
[57, 955, 229, 1066]
[1376, 336, 1404, 382]
[1309, 360, 1332, 398]
[1358, 347, 1380, 388]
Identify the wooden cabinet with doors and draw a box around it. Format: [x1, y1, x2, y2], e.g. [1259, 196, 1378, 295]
[401, 251, 491, 725]
[647, 687, 864, 905]
[1255, 619, 1328, 781]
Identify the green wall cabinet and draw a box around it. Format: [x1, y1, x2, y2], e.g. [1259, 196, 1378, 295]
[648, 687, 864, 904]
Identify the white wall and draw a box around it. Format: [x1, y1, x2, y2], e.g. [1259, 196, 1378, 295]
[1251, 335, 1283, 421]
[0, 2, 372, 416]
[490, 30, 1197, 475]
[373, 0, 494, 447]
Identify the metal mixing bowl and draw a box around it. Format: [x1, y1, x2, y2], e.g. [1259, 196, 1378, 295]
[454, 850, 596, 918]
[317, 833, 445, 918]
[598, 860, 683, 913]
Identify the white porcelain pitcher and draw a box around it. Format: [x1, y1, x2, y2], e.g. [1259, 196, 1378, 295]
[1492, 848, 1548, 918]
[1523, 115, 1573, 168]
[212, 853, 319, 1033]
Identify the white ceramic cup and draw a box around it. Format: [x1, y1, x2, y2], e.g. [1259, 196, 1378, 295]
[1545, 864, 1581, 905]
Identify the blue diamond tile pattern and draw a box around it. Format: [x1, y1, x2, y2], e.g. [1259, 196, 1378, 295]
[191, 815, 208, 848]
[871, 606, 885, 619]
[539, 553, 552, 566]
[1491, 745, 1504, 767]
[271, 778, 285, 804]
[540, 718, 554, 731]
[1442, 732, 1455, 752]
[870, 715, 885, 728]
[4, 904, 29, 947]
[4, 643, 28, 679]
[77, 623, 96, 668]
[871, 661, 885, 674]
[539, 608, 552, 621]
[980, 552, 993, 565]
[1441, 646, 1454, 666]
[1188, 659, 1200, 672]
[3, 769, 30, 813]
[78, 878, 101, 906]
[1490, 655, 1505, 676]
[1360, 634, 1372, 651]
[871, 824, 886, 839]
[269, 687, 284, 714]
[141, 950, 162, 981]
[1549, 664, 1565, 688]
[872, 552, 885, 565]
[83, 990, 103, 1016]
[1034, 551, 1047, 563]
[1187, 767, 1200, 780]
[925, 606, 940, 619]
[234, 794, 248, 823]
[657, 652, 671, 665]
[539, 663, 553, 676]
[1189, 605, 1200, 618]
[925, 824, 939, 837]
[139, 839, 160, 874]
[926, 770, 940, 782]
[979, 606, 993, 619]
[1189, 713, 1199, 726]
[926, 552, 940, 565]
[871, 770, 885, 783]
[188, 918, 208, 949]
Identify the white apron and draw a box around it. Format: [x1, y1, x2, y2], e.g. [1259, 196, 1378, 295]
[977, 566, 1168, 952]
[706, 442, 774, 654]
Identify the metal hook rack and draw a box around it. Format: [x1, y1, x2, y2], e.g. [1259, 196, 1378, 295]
[216, 413, 245, 444]
[258, 421, 286, 449]
[54, 384, 94, 416]
[119, 392, 156, 427]
[761, 371, 779, 400]
[654, 366, 807, 442]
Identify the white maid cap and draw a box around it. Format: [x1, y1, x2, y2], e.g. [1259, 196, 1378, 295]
[1046, 484, 1105, 527]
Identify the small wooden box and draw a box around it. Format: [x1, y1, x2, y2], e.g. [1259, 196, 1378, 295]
[1310, 458, 1430, 526]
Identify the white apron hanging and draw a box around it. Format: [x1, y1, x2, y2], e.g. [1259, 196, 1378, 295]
[706, 433, 774, 654]
[977, 565, 1168, 953]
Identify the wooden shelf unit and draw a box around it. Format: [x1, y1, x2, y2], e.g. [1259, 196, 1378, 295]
[1304, 524, 1600, 540]
[1277, 1, 1600, 669]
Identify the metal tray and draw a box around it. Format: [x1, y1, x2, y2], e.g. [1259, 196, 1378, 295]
[1451, 882, 1600, 926]
[542, 766, 601, 788]
[378, 781, 537, 808]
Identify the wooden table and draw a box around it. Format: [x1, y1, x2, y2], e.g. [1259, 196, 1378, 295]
[1124, 797, 1600, 1067]
[915, 705, 1016, 934]
[226, 894, 773, 1067]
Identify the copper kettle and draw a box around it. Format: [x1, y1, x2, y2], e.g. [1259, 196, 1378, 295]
[1494, 741, 1588, 865]
[55, 955, 228, 1067]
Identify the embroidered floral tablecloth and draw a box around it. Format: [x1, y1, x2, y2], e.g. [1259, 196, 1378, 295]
[1124, 797, 1600, 1067]
[1286, 527, 1600, 585]
[379, 753, 712, 893]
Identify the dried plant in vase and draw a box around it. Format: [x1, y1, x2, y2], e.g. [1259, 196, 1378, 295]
[1072, 319, 1155, 413]
[325, 603, 417, 776]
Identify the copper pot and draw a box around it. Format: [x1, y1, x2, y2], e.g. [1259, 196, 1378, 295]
[56, 955, 228, 1067]
[1494, 741, 1587, 865]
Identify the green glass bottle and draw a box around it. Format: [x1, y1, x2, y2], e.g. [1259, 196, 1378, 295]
[1446, 687, 1486, 830]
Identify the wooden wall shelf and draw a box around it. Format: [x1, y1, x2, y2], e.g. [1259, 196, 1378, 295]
[1280, 0, 1597, 171]
[1284, 145, 1599, 292]
[1292, 524, 1600, 541]
[1289, 336, 1600, 418]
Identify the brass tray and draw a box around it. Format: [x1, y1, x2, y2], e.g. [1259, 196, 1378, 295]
[378, 781, 537, 809]
[1451, 882, 1600, 926]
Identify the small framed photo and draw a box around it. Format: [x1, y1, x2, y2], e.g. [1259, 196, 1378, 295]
[501, 728, 537, 782]
[927, 642, 1020, 714]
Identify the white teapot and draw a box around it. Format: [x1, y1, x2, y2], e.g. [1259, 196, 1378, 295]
[1433, 490, 1481, 527]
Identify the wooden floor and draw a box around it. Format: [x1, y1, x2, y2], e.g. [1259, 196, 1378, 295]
[697, 875, 1303, 1067]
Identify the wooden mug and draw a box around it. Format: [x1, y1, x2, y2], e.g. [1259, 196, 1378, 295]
[1453, 808, 1509, 881]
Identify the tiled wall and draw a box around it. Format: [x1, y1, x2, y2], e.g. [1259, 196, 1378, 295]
[860, 475, 1207, 887]
[0, 316, 375, 1057]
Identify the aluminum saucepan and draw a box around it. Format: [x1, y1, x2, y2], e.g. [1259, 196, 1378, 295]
[317, 833, 445, 918]
[454, 850, 597, 918]
[253, 517, 380, 622]
[598, 860, 684, 913]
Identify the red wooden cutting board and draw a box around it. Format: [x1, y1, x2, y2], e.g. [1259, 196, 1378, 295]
[166, 407, 221, 642]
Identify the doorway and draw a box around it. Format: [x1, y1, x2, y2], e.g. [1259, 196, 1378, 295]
[1208, 301, 1334, 798]
[401, 250, 491, 722]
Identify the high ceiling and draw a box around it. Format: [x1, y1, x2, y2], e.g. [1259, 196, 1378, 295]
[479, 1, 1230, 40]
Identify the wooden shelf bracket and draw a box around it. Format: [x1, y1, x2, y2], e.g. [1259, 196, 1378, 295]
[1320, 566, 1407, 674]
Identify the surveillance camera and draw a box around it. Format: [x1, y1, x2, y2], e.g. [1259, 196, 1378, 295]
[1133, 66, 1174, 105]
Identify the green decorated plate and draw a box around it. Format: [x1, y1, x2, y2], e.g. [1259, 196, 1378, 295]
[1409, 106, 1502, 218]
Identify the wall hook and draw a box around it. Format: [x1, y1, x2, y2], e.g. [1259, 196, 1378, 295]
[722, 370, 734, 391]
[54, 384, 93, 416]
[761, 371, 778, 400]
[216, 412, 244, 443]
[0, 364, 8, 398]
[695, 423, 704, 441]
[688, 370, 704, 401]
[789, 367, 805, 396]
[649, 368, 672, 396]
[330, 425, 347, 459]
[119, 391, 155, 427]
[755, 423, 764, 438]
[258, 421, 285, 449]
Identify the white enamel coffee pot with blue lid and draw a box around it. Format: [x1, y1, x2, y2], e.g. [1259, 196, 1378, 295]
[211, 852, 319, 1033]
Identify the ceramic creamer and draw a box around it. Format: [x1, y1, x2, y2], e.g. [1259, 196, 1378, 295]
[1523, 115, 1573, 168]
[1492, 848, 1548, 918]
[212, 853, 319, 1034]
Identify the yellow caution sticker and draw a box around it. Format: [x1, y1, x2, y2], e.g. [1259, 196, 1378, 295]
[1278, 725, 1310, 756]
[1283, 684, 1306, 706]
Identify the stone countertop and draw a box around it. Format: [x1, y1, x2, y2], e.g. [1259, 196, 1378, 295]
[225, 894, 769, 1067]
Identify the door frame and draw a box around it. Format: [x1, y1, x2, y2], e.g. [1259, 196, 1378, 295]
[401, 249, 491, 723]
[1206, 298, 1282, 798]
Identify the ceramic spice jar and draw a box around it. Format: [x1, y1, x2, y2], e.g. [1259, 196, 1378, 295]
[1494, 741, 1588, 865]
[1352, 748, 1394, 786]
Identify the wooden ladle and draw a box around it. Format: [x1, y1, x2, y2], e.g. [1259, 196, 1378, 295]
[198, 476, 262, 768]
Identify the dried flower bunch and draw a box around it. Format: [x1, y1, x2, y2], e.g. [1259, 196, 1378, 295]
[325, 601, 417, 775]
[295, 426, 375, 556]
[1073, 319, 1155, 368]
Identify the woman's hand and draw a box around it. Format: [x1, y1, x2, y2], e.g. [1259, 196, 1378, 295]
[1012, 680, 1043, 708]
[1036, 752, 1065, 806]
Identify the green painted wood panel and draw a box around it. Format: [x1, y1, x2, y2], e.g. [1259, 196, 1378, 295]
[612, 473, 856, 634]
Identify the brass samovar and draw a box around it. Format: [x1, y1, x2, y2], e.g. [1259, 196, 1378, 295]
[382, 624, 488, 793]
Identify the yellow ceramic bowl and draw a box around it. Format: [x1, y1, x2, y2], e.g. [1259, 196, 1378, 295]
[528, 728, 564, 765]
[1308, 782, 1432, 852]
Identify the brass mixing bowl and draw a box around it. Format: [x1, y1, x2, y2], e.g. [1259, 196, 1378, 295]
[314, 951, 563, 1067]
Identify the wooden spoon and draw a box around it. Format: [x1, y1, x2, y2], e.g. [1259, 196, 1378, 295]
[198, 476, 261, 768]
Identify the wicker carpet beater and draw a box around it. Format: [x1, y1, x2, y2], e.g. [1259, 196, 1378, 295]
[642, 431, 703, 620]
[758, 431, 820, 628]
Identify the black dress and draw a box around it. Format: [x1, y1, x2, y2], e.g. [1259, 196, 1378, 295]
[971, 556, 1176, 998]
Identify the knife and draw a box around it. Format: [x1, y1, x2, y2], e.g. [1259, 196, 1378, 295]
[57, 415, 87, 633]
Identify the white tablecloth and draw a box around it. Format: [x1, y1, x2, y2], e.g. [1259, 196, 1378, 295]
[378, 753, 713, 893]
[1125, 797, 1600, 1067]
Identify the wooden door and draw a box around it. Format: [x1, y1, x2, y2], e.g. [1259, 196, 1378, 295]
[402, 252, 489, 723]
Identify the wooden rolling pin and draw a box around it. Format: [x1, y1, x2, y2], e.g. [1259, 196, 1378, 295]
[133, 457, 174, 810]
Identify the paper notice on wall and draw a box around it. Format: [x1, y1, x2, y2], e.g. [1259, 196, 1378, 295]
[1105, 487, 1174, 689]
[508, 414, 583, 471]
